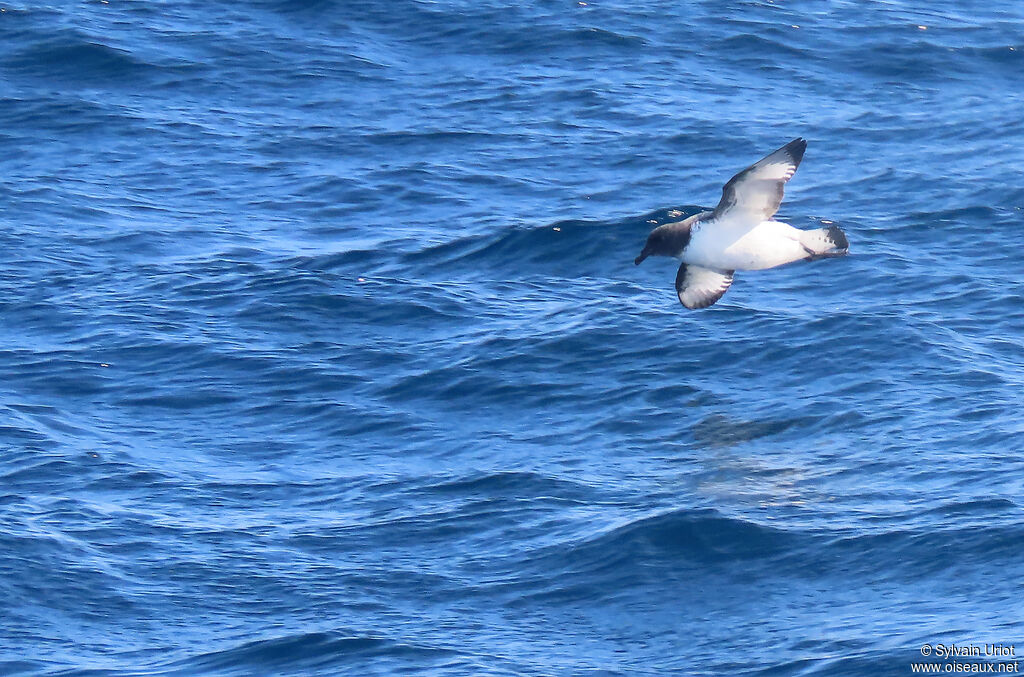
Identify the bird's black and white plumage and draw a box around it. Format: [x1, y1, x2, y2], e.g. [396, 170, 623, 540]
[634, 138, 848, 310]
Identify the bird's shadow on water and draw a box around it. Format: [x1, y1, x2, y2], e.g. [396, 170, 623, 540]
[675, 409, 832, 511]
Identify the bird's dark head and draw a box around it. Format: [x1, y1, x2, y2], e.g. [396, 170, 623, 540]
[634, 225, 683, 265]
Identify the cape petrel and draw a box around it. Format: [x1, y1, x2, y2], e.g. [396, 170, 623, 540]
[634, 138, 848, 309]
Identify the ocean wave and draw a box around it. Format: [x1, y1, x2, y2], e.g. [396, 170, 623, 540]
[6, 36, 163, 86]
[401, 206, 704, 278]
[166, 631, 457, 676]
[476, 504, 1024, 604]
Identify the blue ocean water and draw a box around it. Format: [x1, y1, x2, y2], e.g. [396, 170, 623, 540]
[2, 1, 1024, 674]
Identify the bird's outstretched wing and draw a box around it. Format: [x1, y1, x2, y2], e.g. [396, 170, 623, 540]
[713, 138, 806, 223]
[675, 263, 734, 310]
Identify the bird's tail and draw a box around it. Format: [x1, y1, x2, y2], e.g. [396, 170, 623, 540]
[799, 224, 849, 259]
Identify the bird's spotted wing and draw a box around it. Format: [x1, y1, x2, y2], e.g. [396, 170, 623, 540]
[675, 263, 734, 310]
[714, 138, 806, 222]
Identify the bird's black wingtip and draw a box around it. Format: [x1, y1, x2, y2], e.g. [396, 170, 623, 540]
[784, 137, 807, 164]
[825, 224, 848, 250]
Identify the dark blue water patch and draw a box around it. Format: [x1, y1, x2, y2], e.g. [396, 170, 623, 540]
[286, 248, 395, 274]
[712, 32, 813, 63]
[401, 206, 704, 278]
[5, 38, 158, 86]
[471, 509, 804, 608]
[572, 508, 804, 565]
[0, 660, 45, 677]
[164, 631, 461, 677]
[485, 508, 1024, 614]
[418, 470, 596, 503]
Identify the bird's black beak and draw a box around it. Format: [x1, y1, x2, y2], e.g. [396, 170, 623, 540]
[634, 251, 648, 265]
